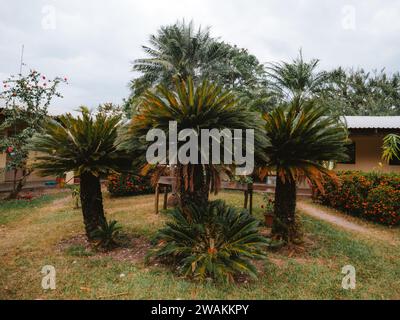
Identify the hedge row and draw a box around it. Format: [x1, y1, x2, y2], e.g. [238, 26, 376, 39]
[313, 171, 400, 226]
[107, 173, 154, 196]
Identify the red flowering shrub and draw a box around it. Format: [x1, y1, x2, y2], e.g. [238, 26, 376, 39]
[313, 171, 400, 226]
[364, 185, 400, 225]
[107, 173, 154, 196]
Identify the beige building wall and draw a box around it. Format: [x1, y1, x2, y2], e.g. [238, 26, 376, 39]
[26, 151, 57, 182]
[336, 133, 400, 173]
[0, 151, 57, 183]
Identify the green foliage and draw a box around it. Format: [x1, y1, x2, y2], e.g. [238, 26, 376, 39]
[130, 20, 226, 97]
[203, 43, 270, 109]
[382, 133, 400, 162]
[321, 68, 400, 116]
[313, 171, 400, 225]
[91, 219, 122, 249]
[262, 193, 274, 213]
[148, 200, 268, 283]
[127, 20, 270, 114]
[107, 173, 154, 196]
[266, 53, 400, 116]
[266, 50, 328, 101]
[29, 106, 130, 177]
[230, 175, 253, 184]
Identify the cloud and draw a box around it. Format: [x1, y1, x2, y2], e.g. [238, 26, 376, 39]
[0, 0, 399, 114]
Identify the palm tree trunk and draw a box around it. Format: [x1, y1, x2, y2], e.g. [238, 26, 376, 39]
[272, 175, 297, 242]
[177, 164, 209, 214]
[167, 164, 179, 207]
[79, 172, 106, 239]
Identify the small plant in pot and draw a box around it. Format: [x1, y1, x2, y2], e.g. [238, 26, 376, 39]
[262, 193, 275, 227]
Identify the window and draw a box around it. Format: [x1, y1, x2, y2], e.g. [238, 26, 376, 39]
[389, 156, 400, 166]
[338, 142, 356, 164]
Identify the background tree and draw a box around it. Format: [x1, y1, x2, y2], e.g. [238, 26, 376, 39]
[211, 43, 274, 113]
[266, 50, 329, 102]
[0, 69, 66, 199]
[321, 68, 400, 116]
[30, 107, 129, 239]
[129, 21, 225, 98]
[126, 20, 271, 115]
[121, 77, 268, 211]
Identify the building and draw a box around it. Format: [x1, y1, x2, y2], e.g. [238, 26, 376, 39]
[336, 116, 400, 173]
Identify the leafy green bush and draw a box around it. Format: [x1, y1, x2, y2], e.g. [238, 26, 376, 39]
[107, 173, 154, 196]
[313, 171, 400, 225]
[148, 200, 268, 283]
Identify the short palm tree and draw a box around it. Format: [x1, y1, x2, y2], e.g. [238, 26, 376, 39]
[30, 107, 128, 239]
[148, 200, 268, 282]
[260, 99, 348, 242]
[121, 77, 267, 211]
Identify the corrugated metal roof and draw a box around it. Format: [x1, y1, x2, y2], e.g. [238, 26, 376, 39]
[343, 116, 400, 129]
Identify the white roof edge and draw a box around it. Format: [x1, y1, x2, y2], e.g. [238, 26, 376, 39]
[342, 116, 400, 129]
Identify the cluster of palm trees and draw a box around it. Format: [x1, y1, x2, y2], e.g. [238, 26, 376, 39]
[30, 21, 350, 243]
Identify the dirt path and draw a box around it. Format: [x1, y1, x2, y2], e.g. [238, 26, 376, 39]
[297, 201, 399, 245]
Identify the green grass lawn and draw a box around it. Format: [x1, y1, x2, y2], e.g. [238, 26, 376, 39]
[0, 190, 399, 299]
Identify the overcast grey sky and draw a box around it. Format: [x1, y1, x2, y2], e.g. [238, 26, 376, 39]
[1, 0, 399, 114]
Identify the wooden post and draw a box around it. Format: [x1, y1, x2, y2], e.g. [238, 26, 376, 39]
[249, 183, 253, 215]
[244, 190, 248, 209]
[163, 186, 168, 210]
[155, 184, 160, 214]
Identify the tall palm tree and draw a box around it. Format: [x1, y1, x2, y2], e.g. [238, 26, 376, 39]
[131, 20, 227, 98]
[121, 77, 267, 211]
[266, 50, 329, 101]
[260, 99, 348, 242]
[30, 107, 128, 239]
